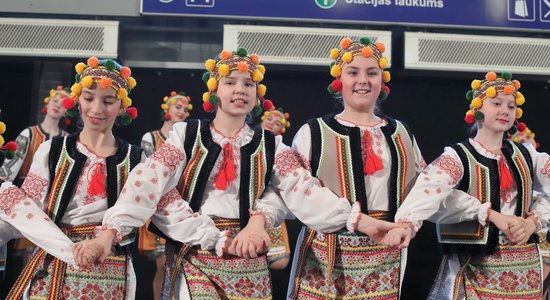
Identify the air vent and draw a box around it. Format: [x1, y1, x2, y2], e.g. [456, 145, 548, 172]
[0, 18, 119, 58]
[405, 32, 550, 75]
[224, 25, 391, 66]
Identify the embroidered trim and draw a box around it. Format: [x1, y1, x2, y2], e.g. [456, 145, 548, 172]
[541, 157, 550, 178]
[150, 143, 185, 172]
[21, 172, 49, 201]
[274, 150, 311, 176]
[157, 188, 181, 213]
[432, 154, 463, 185]
[0, 186, 26, 215]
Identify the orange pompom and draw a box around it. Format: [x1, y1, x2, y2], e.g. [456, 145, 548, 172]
[170, 91, 177, 97]
[376, 42, 385, 53]
[99, 78, 112, 89]
[87, 57, 99, 68]
[512, 80, 521, 90]
[250, 54, 259, 65]
[237, 61, 249, 73]
[284, 113, 290, 119]
[362, 47, 373, 58]
[503, 85, 515, 95]
[485, 72, 497, 82]
[56, 85, 63, 90]
[119, 66, 131, 79]
[220, 50, 232, 60]
[340, 37, 352, 50]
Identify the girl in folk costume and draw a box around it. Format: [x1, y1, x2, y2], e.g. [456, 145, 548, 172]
[0, 57, 141, 299]
[259, 100, 292, 270]
[139, 91, 192, 300]
[0, 86, 70, 263]
[390, 72, 550, 299]
[76, 48, 362, 300]
[287, 36, 425, 299]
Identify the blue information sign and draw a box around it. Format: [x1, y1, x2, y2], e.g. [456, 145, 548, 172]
[142, 0, 550, 32]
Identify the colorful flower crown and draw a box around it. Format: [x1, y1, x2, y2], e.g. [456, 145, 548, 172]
[327, 37, 391, 101]
[161, 91, 192, 121]
[464, 71, 524, 132]
[260, 99, 291, 135]
[63, 57, 138, 125]
[201, 48, 267, 116]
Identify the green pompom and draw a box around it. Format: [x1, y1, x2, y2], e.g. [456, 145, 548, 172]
[508, 125, 518, 135]
[465, 90, 473, 101]
[501, 71, 512, 81]
[202, 72, 210, 83]
[66, 108, 77, 118]
[236, 48, 248, 57]
[75, 74, 81, 83]
[208, 95, 219, 105]
[378, 90, 388, 101]
[179, 91, 186, 96]
[359, 37, 371, 45]
[5, 150, 15, 160]
[104, 59, 116, 71]
[329, 61, 335, 70]
[121, 114, 133, 126]
[474, 110, 484, 121]
[327, 84, 335, 94]
[251, 105, 262, 117]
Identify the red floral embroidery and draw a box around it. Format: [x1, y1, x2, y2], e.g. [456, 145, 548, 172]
[541, 157, 550, 178]
[21, 172, 48, 201]
[275, 150, 311, 176]
[26, 213, 33, 219]
[0, 186, 26, 215]
[419, 158, 428, 169]
[157, 188, 181, 212]
[431, 154, 463, 185]
[150, 143, 185, 172]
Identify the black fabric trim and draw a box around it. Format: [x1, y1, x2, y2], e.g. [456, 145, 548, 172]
[380, 116, 399, 218]
[307, 119, 322, 176]
[187, 120, 221, 213]
[320, 114, 368, 214]
[48, 133, 87, 224]
[442, 141, 500, 255]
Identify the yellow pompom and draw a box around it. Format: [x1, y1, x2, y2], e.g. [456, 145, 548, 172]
[329, 48, 340, 60]
[516, 107, 523, 119]
[218, 64, 230, 77]
[163, 96, 169, 102]
[256, 64, 266, 75]
[513, 137, 519, 142]
[0, 121, 5, 134]
[71, 83, 82, 95]
[49, 90, 56, 98]
[465, 109, 474, 116]
[515, 92, 525, 105]
[485, 86, 497, 98]
[81, 76, 93, 89]
[382, 71, 391, 83]
[122, 97, 132, 108]
[470, 97, 483, 109]
[471, 80, 481, 90]
[127, 77, 137, 90]
[342, 52, 353, 64]
[286, 121, 291, 127]
[188, 104, 193, 110]
[171, 99, 177, 105]
[532, 133, 536, 138]
[252, 70, 264, 82]
[205, 59, 216, 72]
[281, 128, 286, 133]
[257, 84, 267, 97]
[75, 62, 86, 74]
[207, 78, 218, 92]
[330, 65, 341, 78]
[161, 103, 169, 110]
[116, 88, 128, 100]
[0, 135, 4, 147]
[378, 57, 388, 69]
[202, 92, 210, 102]
[44, 97, 50, 104]
[261, 116, 266, 121]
